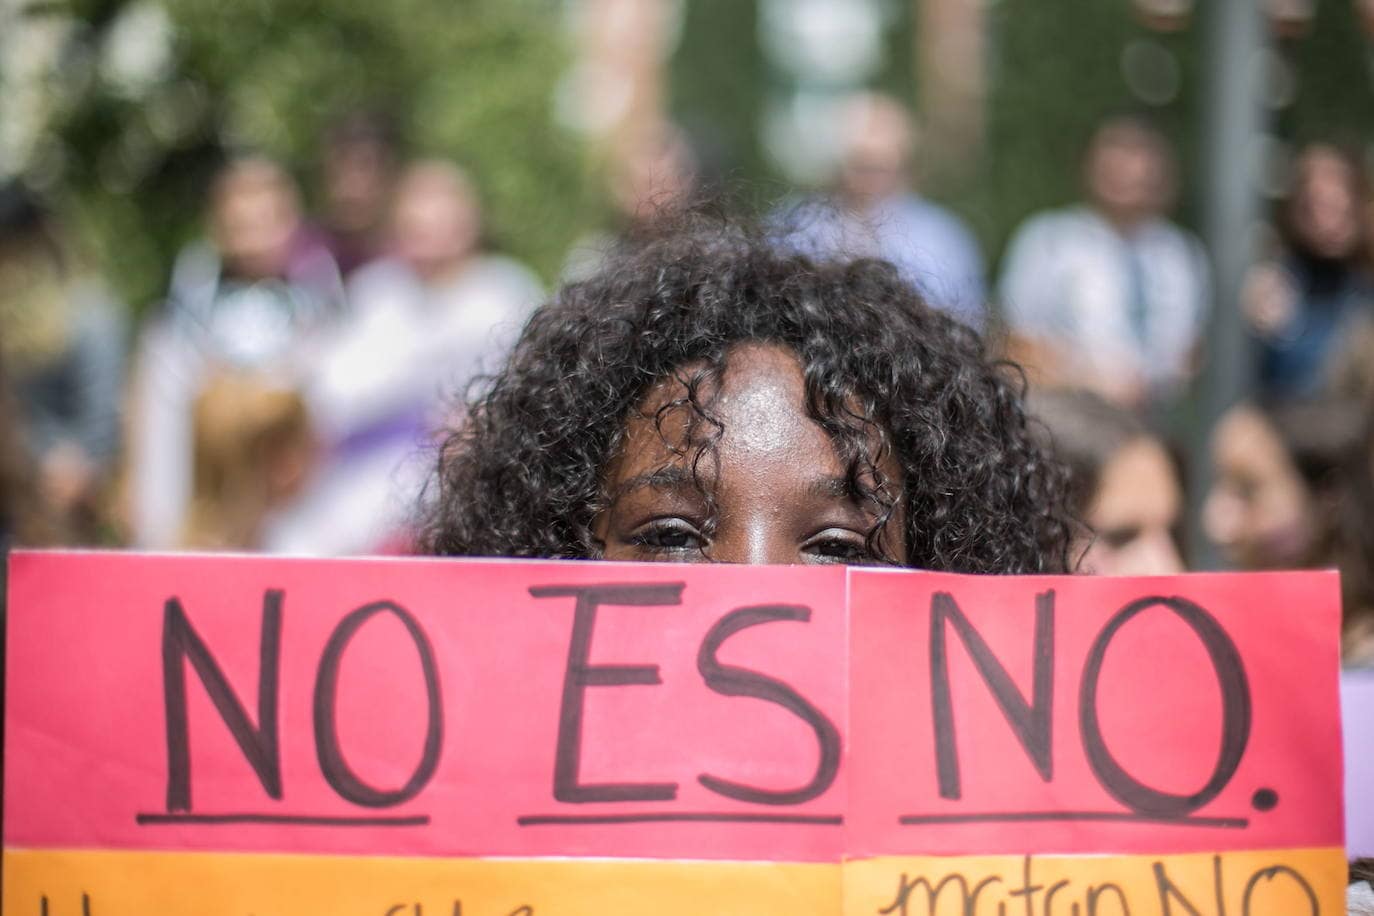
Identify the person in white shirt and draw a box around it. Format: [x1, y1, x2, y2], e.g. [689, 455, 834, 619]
[999, 116, 1210, 409]
[127, 157, 344, 549]
[281, 160, 542, 554]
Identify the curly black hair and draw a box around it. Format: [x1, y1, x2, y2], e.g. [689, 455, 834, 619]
[422, 215, 1073, 573]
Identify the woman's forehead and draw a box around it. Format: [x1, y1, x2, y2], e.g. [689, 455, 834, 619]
[625, 342, 827, 465]
[610, 341, 896, 488]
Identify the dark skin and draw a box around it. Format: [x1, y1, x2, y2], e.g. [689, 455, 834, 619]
[593, 342, 908, 565]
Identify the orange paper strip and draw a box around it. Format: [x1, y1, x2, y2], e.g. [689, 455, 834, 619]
[2, 846, 1344, 915]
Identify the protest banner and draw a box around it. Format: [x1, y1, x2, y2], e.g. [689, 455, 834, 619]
[2, 552, 1347, 914]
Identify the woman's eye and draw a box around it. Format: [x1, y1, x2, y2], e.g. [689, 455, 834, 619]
[1098, 526, 1141, 550]
[805, 532, 873, 563]
[627, 519, 705, 553]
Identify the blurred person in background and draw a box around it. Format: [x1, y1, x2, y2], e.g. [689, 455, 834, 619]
[1353, 860, 1374, 916]
[0, 358, 31, 726]
[1000, 116, 1210, 410]
[162, 156, 345, 352]
[316, 111, 402, 278]
[126, 155, 344, 549]
[290, 158, 542, 554]
[1327, 312, 1374, 403]
[0, 183, 125, 544]
[1205, 398, 1374, 665]
[0, 355, 52, 558]
[609, 120, 699, 231]
[776, 92, 987, 327]
[181, 370, 316, 550]
[1028, 387, 1184, 576]
[563, 119, 699, 281]
[1244, 143, 1374, 401]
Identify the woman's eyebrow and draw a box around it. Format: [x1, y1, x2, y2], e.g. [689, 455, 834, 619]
[611, 466, 699, 497]
[808, 476, 855, 499]
[808, 475, 896, 510]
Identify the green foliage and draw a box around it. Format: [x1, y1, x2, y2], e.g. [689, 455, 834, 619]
[1280, 1, 1374, 145]
[950, 1, 1203, 264]
[16, 0, 586, 310]
[669, 0, 770, 193]
[669, 1, 1374, 273]
[670, 0, 917, 203]
[23, 0, 1372, 312]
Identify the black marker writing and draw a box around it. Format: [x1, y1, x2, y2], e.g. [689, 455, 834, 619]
[531, 582, 685, 803]
[929, 590, 1055, 800]
[385, 903, 532, 916]
[39, 894, 91, 916]
[873, 854, 1320, 916]
[161, 591, 283, 812]
[313, 600, 444, 807]
[878, 872, 1002, 915]
[1241, 865, 1319, 915]
[696, 604, 841, 805]
[1081, 596, 1251, 818]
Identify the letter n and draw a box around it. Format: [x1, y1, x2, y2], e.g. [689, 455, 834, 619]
[929, 590, 1055, 799]
[161, 590, 283, 811]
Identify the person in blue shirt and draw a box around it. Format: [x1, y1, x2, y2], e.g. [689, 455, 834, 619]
[1244, 143, 1374, 400]
[775, 92, 988, 328]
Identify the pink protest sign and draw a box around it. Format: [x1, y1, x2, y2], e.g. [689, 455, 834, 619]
[847, 568, 1345, 856]
[4, 552, 848, 862]
[2, 552, 1349, 915]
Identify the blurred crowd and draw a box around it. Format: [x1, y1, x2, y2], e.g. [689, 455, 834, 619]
[2, 113, 546, 557]
[3, 95, 1374, 665]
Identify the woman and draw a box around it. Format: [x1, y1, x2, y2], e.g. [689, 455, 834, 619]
[301, 159, 542, 554]
[1205, 398, 1374, 664]
[423, 216, 1073, 573]
[0, 183, 125, 544]
[1245, 143, 1374, 400]
[1027, 387, 1185, 576]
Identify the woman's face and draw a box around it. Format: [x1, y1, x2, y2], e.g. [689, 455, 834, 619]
[594, 342, 907, 565]
[212, 165, 300, 280]
[1085, 126, 1170, 225]
[1078, 437, 1184, 576]
[391, 164, 480, 280]
[1290, 146, 1361, 260]
[1203, 407, 1315, 569]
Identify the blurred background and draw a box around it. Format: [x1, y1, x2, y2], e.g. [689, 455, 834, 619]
[4, 0, 1374, 658]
